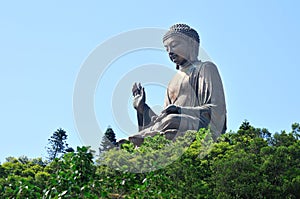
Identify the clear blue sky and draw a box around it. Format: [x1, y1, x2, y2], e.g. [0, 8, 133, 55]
[1, 0, 299, 162]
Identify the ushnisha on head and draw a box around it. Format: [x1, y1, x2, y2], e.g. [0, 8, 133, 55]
[163, 24, 200, 70]
[163, 24, 200, 44]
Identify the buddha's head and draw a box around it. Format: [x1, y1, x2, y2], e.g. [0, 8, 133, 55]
[163, 24, 200, 69]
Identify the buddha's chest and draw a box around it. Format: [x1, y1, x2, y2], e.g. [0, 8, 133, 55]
[168, 73, 192, 104]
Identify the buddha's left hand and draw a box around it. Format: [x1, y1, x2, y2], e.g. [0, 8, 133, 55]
[162, 104, 181, 114]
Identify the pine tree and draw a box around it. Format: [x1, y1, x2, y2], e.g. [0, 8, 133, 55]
[47, 128, 71, 161]
[99, 126, 117, 153]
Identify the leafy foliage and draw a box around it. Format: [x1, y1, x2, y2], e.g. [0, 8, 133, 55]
[1, 122, 300, 198]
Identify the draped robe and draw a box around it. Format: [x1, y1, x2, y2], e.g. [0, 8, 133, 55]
[134, 61, 226, 141]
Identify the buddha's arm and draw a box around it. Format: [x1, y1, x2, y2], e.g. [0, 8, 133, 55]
[180, 104, 213, 116]
[132, 83, 157, 131]
[164, 104, 212, 119]
[136, 104, 157, 131]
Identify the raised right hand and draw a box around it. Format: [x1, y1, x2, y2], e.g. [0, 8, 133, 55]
[132, 82, 146, 113]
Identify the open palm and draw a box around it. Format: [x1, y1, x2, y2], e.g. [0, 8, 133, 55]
[132, 82, 146, 113]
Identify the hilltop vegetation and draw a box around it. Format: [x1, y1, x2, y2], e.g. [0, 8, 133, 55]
[0, 121, 299, 198]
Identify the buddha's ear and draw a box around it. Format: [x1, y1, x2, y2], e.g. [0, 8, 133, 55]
[186, 37, 199, 61]
[176, 64, 179, 70]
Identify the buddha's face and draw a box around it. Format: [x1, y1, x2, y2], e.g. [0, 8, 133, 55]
[163, 35, 194, 66]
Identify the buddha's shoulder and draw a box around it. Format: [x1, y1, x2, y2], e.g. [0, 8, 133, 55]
[194, 61, 218, 72]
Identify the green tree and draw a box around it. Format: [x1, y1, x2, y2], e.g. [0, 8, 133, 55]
[0, 156, 48, 198]
[46, 128, 70, 161]
[209, 121, 300, 199]
[292, 122, 300, 140]
[99, 126, 117, 153]
[43, 146, 105, 198]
